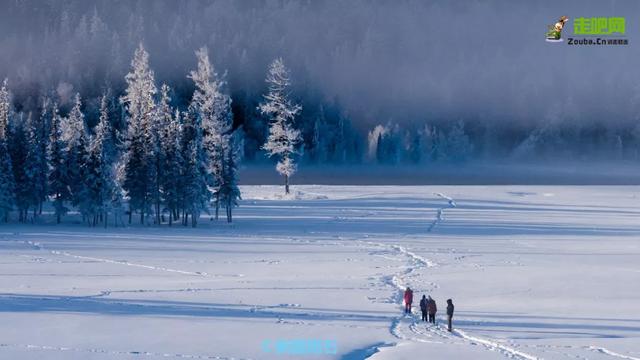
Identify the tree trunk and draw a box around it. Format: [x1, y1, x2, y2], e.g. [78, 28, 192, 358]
[215, 194, 219, 220]
[155, 200, 160, 225]
[140, 208, 144, 225]
[285, 174, 290, 194]
[128, 205, 132, 224]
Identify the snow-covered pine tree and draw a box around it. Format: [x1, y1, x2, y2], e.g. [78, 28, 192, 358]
[0, 79, 9, 141]
[64, 94, 90, 219]
[180, 120, 209, 227]
[217, 130, 242, 223]
[0, 79, 15, 222]
[10, 113, 31, 222]
[158, 96, 182, 226]
[188, 47, 234, 219]
[120, 44, 157, 224]
[148, 84, 172, 225]
[111, 158, 126, 227]
[446, 120, 474, 162]
[47, 103, 70, 224]
[0, 135, 13, 222]
[24, 112, 48, 219]
[259, 58, 302, 194]
[85, 94, 115, 227]
[27, 98, 52, 218]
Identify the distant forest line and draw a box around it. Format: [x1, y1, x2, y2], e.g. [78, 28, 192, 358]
[1, 0, 639, 165]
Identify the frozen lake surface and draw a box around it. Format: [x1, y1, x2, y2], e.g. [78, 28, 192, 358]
[0, 185, 639, 360]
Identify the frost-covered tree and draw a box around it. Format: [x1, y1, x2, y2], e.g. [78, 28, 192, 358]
[216, 130, 242, 222]
[64, 94, 90, 218]
[188, 47, 234, 218]
[180, 120, 209, 227]
[0, 80, 15, 222]
[259, 58, 302, 194]
[446, 120, 474, 162]
[148, 84, 172, 225]
[111, 158, 126, 227]
[47, 103, 70, 224]
[368, 123, 401, 164]
[9, 113, 31, 222]
[24, 112, 48, 219]
[0, 135, 13, 222]
[121, 44, 157, 224]
[84, 95, 115, 227]
[22, 99, 53, 217]
[159, 105, 183, 226]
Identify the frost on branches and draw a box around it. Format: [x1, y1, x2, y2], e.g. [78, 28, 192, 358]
[188, 47, 236, 220]
[0, 79, 15, 222]
[120, 43, 157, 225]
[259, 58, 302, 194]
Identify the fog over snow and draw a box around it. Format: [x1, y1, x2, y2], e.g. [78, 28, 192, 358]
[1, 0, 637, 129]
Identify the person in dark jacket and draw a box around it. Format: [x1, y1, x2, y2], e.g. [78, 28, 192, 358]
[427, 296, 437, 324]
[419, 295, 428, 321]
[446, 299, 454, 332]
[403, 287, 413, 314]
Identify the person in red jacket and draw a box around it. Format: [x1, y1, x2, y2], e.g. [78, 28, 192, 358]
[427, 296, 437, 324]
[403, 287, 413, 314]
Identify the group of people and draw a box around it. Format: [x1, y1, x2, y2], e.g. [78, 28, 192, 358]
[403, 287, 455, 332]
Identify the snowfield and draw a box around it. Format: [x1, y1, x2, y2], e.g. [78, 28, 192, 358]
[1, 185, 639, 360]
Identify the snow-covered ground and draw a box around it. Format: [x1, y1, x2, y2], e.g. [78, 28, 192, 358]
[1, 185, 639, 360]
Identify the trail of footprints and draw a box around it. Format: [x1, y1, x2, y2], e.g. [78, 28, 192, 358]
[360, 194, 544, 360]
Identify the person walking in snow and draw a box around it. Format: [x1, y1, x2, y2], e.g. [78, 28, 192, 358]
[446, 298, 455, 332]
[427, 296, 437, 324]
[419, 295, 428, 321]
[403, 287, 413, 314]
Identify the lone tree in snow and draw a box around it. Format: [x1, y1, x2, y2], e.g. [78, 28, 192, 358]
[259, 58, 302, 194]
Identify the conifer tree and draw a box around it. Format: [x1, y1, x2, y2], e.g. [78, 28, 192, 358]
[217, 131, 242, 222]
[188, 47, 234, 219]
[85, 94, 115, 227]
[64, 94, 90, 219]
[0, 79, 15, 222]
[10, 113, 30, 222]
[158, 95, 182, 226]
[121, 44, 157, 224]
[259, 58, 302, 194]
[47, 103, 71, 224]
